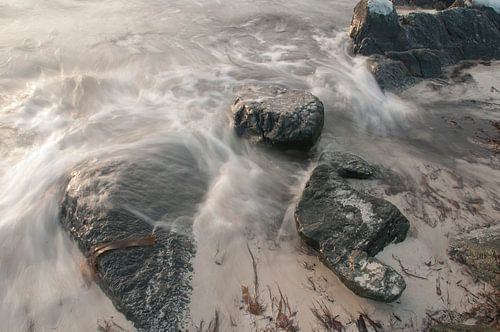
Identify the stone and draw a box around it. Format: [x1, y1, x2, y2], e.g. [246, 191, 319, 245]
[319, 151, 378, 179]
[350, 0, 500, 86]
[337, 250, 406, 302]
[367, 56, 420, 91]
[295, 151, 409, 302]
[351, 1, 500, 60]
[60, 144, 208, 331]
[349, 0, 406, 55]
[448, 227, 500, 288]
[392, 0, 455, 9]
[386, 49, 450, 78]
[429, 323, 498, 332]
[231, 84, 324, 149]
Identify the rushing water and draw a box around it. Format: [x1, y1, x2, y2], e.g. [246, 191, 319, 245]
[1, 0, 499, 331]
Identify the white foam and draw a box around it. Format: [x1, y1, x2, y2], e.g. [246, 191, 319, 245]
[468, 0, 500, 13]
[368, 0, 394, 15]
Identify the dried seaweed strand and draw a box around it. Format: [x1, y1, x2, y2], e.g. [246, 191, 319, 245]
[89, 235, 157, 274]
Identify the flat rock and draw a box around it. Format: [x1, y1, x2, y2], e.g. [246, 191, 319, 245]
[60, 144, 208, 331]
[295, 151, 409, 302]
[448, 227, 500, 288]
[231, 84, 324, 149]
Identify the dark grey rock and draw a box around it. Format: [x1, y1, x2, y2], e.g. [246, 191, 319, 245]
[349, 0, 406, 55]
[295, 151, 409, 302]
[429, 323, 498, 332]
[350, 0, 500, 89]
[392, 0, 455, 9]
[60, 144, 208, 331]
[319, 151, 378, 179]
[448, 228, 500, 288]
[337, 250, 406, 303]
[231, 84, 324, 149]
[367, 56, 420, 91]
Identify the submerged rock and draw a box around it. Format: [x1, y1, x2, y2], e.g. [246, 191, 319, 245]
[60, 144, 208, 331]
[448, 227, 500, 288]
[230, 84, 324, 149]
[295, 151, 409, 302]
[367, 56, 420, 91]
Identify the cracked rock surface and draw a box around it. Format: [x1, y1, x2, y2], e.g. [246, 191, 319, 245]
[231, 84, 324, 149]
[295, 151, 409, 302]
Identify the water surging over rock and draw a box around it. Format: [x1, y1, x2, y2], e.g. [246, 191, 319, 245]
[60, 143, 209, 331]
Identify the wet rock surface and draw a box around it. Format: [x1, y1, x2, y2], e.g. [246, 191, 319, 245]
[448, 227, 500, 288]
[295, 151, 409, 302]
[60, 144, 208, 331]
[393, 0, 455, 9]
[350, 0, 500, 90]
[429, 323, 499, 332]
[231, 84, 324, 149]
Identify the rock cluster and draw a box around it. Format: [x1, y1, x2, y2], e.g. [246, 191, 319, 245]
[349, 0, 500, 90]
[295, 152, 409, 302]
[60, 146, 208, 331]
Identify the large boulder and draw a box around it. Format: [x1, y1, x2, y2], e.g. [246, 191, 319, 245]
[60, 143, 208, 331]
[448, 227, 500, 288]
[231, 84, 324, 149]
[349, 0, 407, 55]
[295, 152, 410, 302]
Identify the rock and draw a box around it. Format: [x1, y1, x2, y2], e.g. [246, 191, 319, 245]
[350, 0, 500, 87]
[403, 8, 500, 60]
[319, 151, 378, 179]
[367, 56, 420, 91]
[466, 0, 500, 14]
[386, 49, 450, 78]
[429, 323, 498, 332]
[349, 0, 406, 55]
[337, 250, 406, 302]
[295, 151, 409, 302]
[231, 84, 324, 149]
[351, 0, 500, 60]
[392, 0, 455, 9]
[448, 227, 500, 288]
[60, 144, 208, 331]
